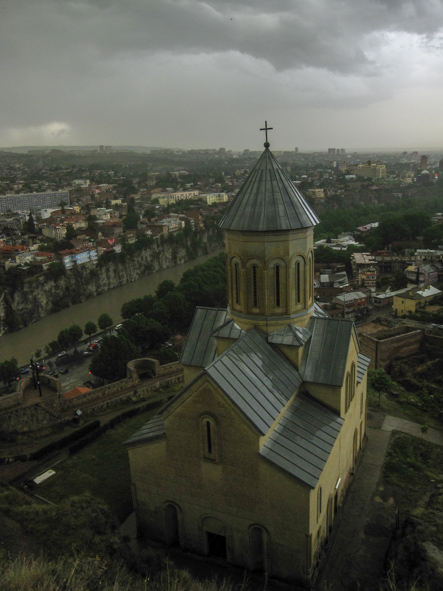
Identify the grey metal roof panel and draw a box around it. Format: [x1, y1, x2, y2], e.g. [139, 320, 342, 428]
[268, 324, 311, 347]
[180, 307, 228, 368]
[211, 318, 245, 340]
[219, 148, 319, 232]
[124, 415, 165, 447]
[260, 393, 343, 488]
[205, 328, 302, 435]
[300, 317, 353, 386]
[357, 352, 371, 383]
[312, 302, 330, 318]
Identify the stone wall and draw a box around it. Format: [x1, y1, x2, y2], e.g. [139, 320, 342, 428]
[0, 360, 183, 434]
[359, 326, 423, 370]
[0, 394, 62, 433]
[61, 362, 183, 411]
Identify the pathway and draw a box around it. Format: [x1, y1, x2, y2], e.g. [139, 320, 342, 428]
[315, 411, 443, 591]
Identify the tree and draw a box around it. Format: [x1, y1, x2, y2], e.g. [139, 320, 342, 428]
[57, 328, 71, 351]
[24, 211, 36, 234]
[123, 210, 140, 230]
[98, 313, 113, 333]
[65, 224, 77, 240]
[155, 279, 175, 300]
[84, 321, 97, 342]
[0, 357, 18, 386]
[369, 368, 393, 405]
[69, 324, 83, 350]
[89, 335, 139, 381]
[59, 200, 67, 214]
[392, 271, 408, 290]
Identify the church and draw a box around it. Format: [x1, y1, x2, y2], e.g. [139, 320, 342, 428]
[125, 132, 370, 586]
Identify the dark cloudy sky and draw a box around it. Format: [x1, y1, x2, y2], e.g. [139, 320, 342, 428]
[2, 0, 443, 151]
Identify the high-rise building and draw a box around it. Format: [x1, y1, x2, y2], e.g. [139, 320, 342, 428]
[0, 191, 70, 214]
[421, 155, 428, 170]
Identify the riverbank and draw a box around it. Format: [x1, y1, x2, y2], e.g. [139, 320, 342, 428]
[0, 247, 223, 366]
[0, 230, 223, 338]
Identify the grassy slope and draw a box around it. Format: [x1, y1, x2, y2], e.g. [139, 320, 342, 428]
[38, 406, 159, 522]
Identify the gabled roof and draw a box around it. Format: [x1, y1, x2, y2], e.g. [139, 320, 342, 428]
[260, 393, 343, 488]
[219, 148, 319, 232]
[300, 317, 354, 386]
[268, 324, 311, 347]
[205, 328, 302, 435]
[180, 307, 228, 368]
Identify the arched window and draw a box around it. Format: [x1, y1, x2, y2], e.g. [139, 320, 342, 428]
[345, 372, 351, 412]
[252, 265, 258, 308]
[317, 487, 322, 523]
[234, 262, 240, 305]
[295, 261, 301, 304]
[201, 415, 219, 462]
[308, 253, 313, 302]
[275, 264, 281, 307]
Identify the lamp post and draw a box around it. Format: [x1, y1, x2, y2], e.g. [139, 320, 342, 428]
[30, 357, 42, 398]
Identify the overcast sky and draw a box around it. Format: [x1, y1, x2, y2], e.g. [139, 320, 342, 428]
[2, 0, 443, 151]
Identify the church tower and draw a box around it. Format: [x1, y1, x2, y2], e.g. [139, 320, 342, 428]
[219, 130, 319, 333]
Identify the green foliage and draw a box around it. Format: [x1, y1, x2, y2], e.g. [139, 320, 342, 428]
[23, 211, 36, 234]
[119, 314, 169, 349]
[89, 335, 139, 381]
[369, 368, 393, 393]
[155, 279, 175, 300]
[69, 324, 83, 349]
[84, 320, 97, 340]
[53, 239, 75, 252]
[0, 357, 18, 386]
[123, 207, 140, 230]
[65, 223, 77, 240]
[155, 347, 178, 365]
[121, 294, 156, 319]
[392, 271, 408, 290]
[45, 261, 65, 280]
[57, 327, 71, 350]
[97, 313, 113, 332]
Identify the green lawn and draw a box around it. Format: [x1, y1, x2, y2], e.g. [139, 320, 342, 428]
[38, 406, 160, 522]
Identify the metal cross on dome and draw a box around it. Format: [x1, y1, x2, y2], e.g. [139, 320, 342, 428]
[260, 121, 273, 148]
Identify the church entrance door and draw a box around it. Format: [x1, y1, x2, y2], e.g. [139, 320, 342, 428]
[207, 532, 227, 559]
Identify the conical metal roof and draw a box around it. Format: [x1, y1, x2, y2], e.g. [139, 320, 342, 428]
[220, 148, 319, 232]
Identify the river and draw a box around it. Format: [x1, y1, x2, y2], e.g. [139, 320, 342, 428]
[0, 250, 223, 366]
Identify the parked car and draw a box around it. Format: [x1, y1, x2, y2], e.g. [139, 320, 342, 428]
[20, 368, 30, 375]
[57, 351, 69, 359]
[59, 368, 69, 374]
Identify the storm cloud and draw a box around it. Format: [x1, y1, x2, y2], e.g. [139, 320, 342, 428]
[1, 0, 443, 150]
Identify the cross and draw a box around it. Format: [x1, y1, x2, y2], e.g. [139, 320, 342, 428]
[260, 121, 273, 147]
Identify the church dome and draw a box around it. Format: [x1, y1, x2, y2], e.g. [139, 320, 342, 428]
[219, 147, 319, 232]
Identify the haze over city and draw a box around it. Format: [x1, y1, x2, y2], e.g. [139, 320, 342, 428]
[2, 0, 443, 151]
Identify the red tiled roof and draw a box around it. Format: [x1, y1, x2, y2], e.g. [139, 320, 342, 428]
[62, 386, 91, 400]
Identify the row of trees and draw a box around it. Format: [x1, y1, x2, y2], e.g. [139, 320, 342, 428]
[43, 314, 114, 356]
